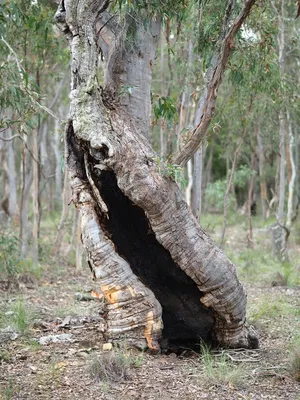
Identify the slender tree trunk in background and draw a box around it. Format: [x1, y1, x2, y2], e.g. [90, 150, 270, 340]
[278, 111, 286, 225]
[277, 0, 286, 225]
[0, 109, 19, 222]
[52, 168, 71, 256]
[6, 132, 18, 222]
[19, 140, 33, 257]
[190, 88, 206, 221]
[0, 138, 5, 217]
[220, 132, 246, 247]
[32, 70, 42, 266]
[159, 34, 165, 156]
[203, 143, 214, 210]
[32, 124, 40, 266]
[257, 128, 268, 220]
[53, 117, 63, 207]
[294, 135, 300, 221]
[54, 0, 258, 350]
[247, 153, 256, 248]
[286, 112, 296, 229]
[1, 127, 19, 222]
[177, 40, 193, 204]
[1, 141, 9, 217]
[185, 160, 193, 207]
[225, 147, 230, 181]
[3, 109, 19, 222]
[191, 147, 203, 221]
[39, 120, 52, 213]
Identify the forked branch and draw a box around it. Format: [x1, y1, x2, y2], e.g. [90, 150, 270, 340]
[172, 0, 257, 167]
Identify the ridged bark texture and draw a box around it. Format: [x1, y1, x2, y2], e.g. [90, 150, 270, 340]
[55, 0, 258, 350]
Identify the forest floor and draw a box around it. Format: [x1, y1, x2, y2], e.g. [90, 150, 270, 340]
[0, 216, 299, 400]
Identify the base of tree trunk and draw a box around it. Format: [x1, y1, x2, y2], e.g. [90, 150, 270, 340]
[270, 223, 289, 262]
[98, 171, 214, 349]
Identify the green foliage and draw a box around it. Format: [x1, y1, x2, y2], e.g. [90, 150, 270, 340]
[0, 232, 20, 278]
[234, 165, 255, 188]
[5, 298, 35, 334]
[153, 96, 178, 124]
[0, 0, 67, 131]
[205, 179, 233, 211]
[200, 343, 245, 388]
[0, 230, 41, 280]
[0, 380, 18, 400]
[0, 350, 11, 363]
[227, 244, 300, 287]
[154, 156, 186, 186]
[247, 295, 299, 324]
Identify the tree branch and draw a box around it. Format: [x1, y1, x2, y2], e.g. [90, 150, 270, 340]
[0, 134, 22, 141]
[1, 36, 61, 121]
[172, 0, 257, 167]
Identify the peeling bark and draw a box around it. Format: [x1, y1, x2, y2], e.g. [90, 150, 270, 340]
[55, 0, 258, 350]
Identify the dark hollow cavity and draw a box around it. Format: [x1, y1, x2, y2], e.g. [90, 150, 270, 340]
[96, 170, 214, 349]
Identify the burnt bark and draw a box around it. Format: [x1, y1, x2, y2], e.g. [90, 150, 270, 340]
[54, 0, 258, 351]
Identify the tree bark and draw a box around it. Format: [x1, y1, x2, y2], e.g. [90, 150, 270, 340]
[278, 111, 286, 224]
[54, 0, 258, 350]
[286, 112, 296, 229]
[75, 211, 84, 271]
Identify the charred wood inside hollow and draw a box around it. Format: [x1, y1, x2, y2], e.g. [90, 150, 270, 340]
[92, 167, 214, 350]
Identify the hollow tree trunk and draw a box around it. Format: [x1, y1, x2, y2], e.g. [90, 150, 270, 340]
[55, 0, 258, 350]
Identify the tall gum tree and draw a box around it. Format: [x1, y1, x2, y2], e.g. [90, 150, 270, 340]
[54, 0, 258, 351]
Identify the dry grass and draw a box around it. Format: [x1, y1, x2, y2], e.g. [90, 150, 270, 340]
[88, 347, 143, 383]
[199, 344, 246, 388]
[289, 338, 300, 382]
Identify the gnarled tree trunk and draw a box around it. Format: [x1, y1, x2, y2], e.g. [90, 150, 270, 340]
[54, 0, 258, 351]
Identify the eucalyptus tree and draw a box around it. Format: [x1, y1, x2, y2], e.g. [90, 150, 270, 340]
[54, 0, 259, 350]
[0, 0, 67, 261]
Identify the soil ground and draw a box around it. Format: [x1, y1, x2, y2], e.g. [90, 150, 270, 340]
[0, 222, 299, 400]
